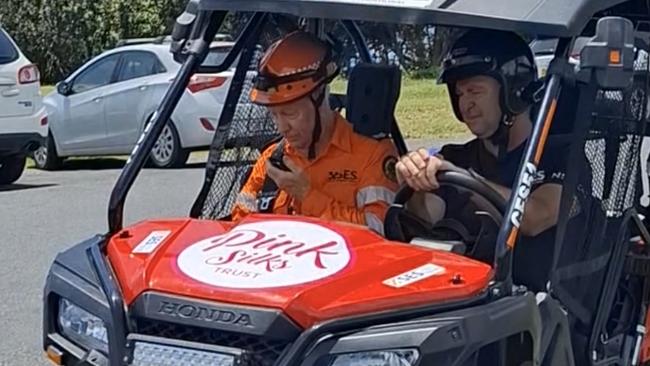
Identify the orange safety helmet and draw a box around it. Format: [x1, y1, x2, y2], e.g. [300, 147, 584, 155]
[250, 31, 339, 106]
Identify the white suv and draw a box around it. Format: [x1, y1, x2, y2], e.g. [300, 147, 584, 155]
[0, 26, 47, 184]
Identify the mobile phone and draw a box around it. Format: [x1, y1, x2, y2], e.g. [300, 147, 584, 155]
[269, 155, 290, 172]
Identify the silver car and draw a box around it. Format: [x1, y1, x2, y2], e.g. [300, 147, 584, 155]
[37, 41, 236, 169]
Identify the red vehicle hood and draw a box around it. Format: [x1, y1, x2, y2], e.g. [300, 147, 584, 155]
[107, 214, 493, 328]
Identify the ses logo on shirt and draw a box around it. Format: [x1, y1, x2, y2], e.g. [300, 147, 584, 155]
[328, 170, 358, 182]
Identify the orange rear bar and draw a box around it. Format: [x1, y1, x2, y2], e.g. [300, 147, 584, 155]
[534, 98, 558, 163]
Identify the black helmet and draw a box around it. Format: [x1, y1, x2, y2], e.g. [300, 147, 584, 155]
[439, 29, 538, 123]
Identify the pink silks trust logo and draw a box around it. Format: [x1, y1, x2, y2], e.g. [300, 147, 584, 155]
[177, 220, 351, 288]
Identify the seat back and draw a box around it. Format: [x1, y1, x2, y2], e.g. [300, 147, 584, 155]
[345, 63, 401, 139]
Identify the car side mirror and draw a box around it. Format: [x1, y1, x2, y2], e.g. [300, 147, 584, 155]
[57, 81, 71, 96]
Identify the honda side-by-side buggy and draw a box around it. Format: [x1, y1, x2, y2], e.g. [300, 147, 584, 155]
[39, 0, 650, 365]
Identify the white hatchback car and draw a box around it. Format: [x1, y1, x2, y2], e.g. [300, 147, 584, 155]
[39, 41, 237, 169]
[0, 26, 47, 184]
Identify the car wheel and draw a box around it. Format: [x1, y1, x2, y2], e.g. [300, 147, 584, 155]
[0, 155, 27, 185]
[149, 122, 190, 168]
[32, 133, 63, 170]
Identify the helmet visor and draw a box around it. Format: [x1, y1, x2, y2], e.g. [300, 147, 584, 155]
[438, 54, 497, 84]
[253, 68, 322, 92]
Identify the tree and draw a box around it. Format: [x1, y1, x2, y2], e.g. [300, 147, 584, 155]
[0, 1, 454, 83]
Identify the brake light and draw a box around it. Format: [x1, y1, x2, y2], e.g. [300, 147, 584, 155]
[40, 116, 48, 126]
[199, 118, 215, 131]
[187, 75, 227, 93]
[18, 64, 40, 84]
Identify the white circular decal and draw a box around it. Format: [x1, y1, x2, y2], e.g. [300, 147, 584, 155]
[177, 220, 351, 288]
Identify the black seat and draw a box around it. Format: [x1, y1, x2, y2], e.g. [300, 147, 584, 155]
[343, 63, 402, 140]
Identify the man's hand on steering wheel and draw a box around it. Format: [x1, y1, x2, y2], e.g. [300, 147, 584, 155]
[396, 148, 453, 191]
[387, 155, 507, 260]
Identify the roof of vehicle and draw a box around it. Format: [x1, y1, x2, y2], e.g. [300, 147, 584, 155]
[196, 0, 632, 37]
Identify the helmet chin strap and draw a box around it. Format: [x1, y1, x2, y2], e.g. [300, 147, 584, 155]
[307, 86, 327, 161]
[488, 113, 514, 162]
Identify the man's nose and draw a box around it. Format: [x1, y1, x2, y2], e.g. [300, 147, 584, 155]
[459, 97, 475, 113]
[275, 118, 291, 134]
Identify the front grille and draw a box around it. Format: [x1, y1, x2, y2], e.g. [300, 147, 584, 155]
[135, 318, 291, 366]
[132, 340, 237, 366]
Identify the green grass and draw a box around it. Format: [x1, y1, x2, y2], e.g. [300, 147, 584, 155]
[330, 77, 467, 139]
[41, 77, 467, 140]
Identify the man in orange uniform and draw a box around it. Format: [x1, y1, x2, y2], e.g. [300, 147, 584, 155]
[231, 31, 399, 235]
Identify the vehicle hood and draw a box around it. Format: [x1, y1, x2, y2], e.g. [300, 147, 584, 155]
[107, 214, 493, 328]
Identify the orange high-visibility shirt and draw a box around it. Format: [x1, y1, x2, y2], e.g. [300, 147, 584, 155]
[232, 115, 399, 235]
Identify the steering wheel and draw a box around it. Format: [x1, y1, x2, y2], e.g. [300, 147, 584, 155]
[384, 168, 507, 263]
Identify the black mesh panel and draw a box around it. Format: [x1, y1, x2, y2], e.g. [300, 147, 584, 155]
[552, 47, 650, 364]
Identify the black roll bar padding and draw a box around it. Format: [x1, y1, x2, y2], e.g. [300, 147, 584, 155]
[88, 242, 130, 366]
[170, 0, 199, 53]
[107, 10, 225, 234]
[492, 38, 572, 291]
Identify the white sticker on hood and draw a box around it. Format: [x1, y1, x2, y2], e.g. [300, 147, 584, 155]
[383, 263, 445, 288]
[177, 220, 351, 288]
[132, 230, 171, 254]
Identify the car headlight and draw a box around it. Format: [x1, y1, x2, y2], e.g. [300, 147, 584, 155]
[329, 349, 419, 366]
[58, 298, 108, 353]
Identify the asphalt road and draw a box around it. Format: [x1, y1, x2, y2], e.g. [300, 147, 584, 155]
[0, 157, 206, 365]
[0, 136, 467, 365]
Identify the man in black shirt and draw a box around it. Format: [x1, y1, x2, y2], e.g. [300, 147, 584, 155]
[396, 29, 574, 291]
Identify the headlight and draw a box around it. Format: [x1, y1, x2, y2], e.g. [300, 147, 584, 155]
[329, 349, 420, 366]
[58, 298, 108, 353]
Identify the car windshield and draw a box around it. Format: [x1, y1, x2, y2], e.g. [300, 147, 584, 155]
[0, 29, 18, 64]
[201, 46, 237, 68]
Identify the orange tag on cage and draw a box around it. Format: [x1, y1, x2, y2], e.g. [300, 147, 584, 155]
[609, 49, 621, 64]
